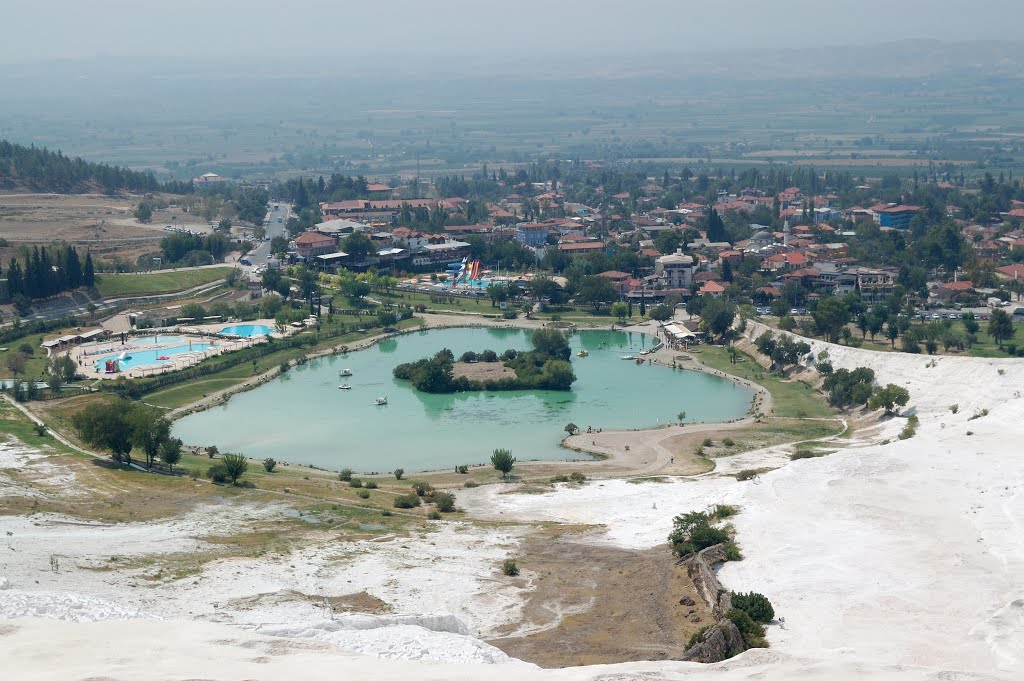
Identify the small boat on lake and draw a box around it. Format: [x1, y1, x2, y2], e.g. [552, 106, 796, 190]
[620, 355, 635, 360]
[339, 369, 352, 376]
[577, 350, 589, 357]
[374, 396, 388, 406]
[338, 384, 351, 390]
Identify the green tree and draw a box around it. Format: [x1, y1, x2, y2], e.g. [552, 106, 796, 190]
[650, 304, 673, 322]
[698, 297, 736, 340]
[160, 438, 183, 471]
[987, 309, 1014, 348]
[71, 399, 135, 463]
[134, 201, 154, 223]
[886, 321, 900, 348]
[962, 312, 979, 335]
[868, 384, 911, 414]
[378, 311, 398, 328]
[341, 232, 377, 260]
[564, 422, 579, 435]
[530, 328, 571, 360]
[491, 448, 516, 479]
[220, 453, 248, 484]
[575, 275, 619, 310]
[610, 301, 629, 324]
[129, 406, 172, 467]
[811, 296, 850, 343]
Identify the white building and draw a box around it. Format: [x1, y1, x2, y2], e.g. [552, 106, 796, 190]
[654, 251, 695, 289]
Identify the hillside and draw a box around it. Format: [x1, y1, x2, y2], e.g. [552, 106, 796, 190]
[0, 139, 188, 194]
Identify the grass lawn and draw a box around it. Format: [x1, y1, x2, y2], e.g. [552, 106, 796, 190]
[0, 332, 51, 379]
[94, 267, 234, 297]
[694, 345, 833, 419]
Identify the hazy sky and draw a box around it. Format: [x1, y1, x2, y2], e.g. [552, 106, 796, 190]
[3, 0, 1022, 63]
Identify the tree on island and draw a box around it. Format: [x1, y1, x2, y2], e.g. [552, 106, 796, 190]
[491, 448, 516, 479]
[564, 423, 579, 436]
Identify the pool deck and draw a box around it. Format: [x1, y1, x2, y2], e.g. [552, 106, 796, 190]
[66, 318, 283, 380]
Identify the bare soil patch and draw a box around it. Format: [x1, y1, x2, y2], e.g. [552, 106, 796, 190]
[452, 361, 516, 382]
[488, 529, 710, 667]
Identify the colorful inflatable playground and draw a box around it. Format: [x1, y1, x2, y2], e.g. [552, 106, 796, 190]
[444, 257, 487, 288]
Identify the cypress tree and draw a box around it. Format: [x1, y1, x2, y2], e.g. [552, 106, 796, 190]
[7, 259, 20, 296]
[83, 251, 95, 287]
[66, 246, 82, 288]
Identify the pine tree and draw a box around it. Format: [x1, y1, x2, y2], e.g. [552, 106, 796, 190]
[83, 251, 95, 287]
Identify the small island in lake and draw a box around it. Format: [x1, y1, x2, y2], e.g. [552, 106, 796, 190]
[393, 328, 577, 393]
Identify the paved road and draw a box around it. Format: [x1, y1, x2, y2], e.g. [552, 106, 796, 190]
[245, 202, 291, 266]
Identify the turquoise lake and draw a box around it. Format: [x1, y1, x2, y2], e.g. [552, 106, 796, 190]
[172, 328, 752, 472]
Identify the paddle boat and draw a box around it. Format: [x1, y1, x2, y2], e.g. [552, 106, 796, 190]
[157, 356, 170, 361]
[339, 368, 353, 376]
[374, 396, 388, 406]
[338, 384, 352, 390]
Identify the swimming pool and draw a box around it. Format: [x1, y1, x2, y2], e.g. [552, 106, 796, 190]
[219, 324, 273, 337]
[94, 342, 215, 372]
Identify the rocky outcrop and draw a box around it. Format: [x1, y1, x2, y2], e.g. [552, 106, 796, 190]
[681, 619, 746, 663]
[679, 543, 744, 663]
[685, 544, 732, 618]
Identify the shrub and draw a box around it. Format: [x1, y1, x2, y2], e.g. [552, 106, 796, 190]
[711, 504, 738, 519]
[686, 626, 711, 649]
[207, 463, 229, 484]
[569, 471, 587, 483]
[735, 469, 760, 481]
[189, 467, 201, 480]
[349, 478, 363, 488]
[723, 542, 743, 561]
[339, 468, 353, 481]
[722, 438, 735, 447]
[262, 458, 276, 472]
[464, 480, 479, 488]
[411, 481, 432, 496]
[501, 559, 520, 576]
[949, 404, 959, 414]
[726, 608, 767, 648]
[702, 437, 713, 447]
[393, 494, 421, 509]
[898, 415, 919, 440]
[364, 480, 378, 489]
[427, 510, 442, 520]
[393, 468, 405, 480]
[357, 489, 370, 499]
[381, 510, 392, 517]
[433, 491, 456, 512]
[550, 474, 569, 483]
[456, 465, 469, 474]
[969, 408, 989, 421]
[668, 510, 731, 558]
[731, 592, 774, 623]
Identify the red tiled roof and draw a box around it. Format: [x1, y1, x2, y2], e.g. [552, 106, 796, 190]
[698, 281, 726, 293]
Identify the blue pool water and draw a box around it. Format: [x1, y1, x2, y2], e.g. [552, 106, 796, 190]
[219, 324, 273, 337]
[94, 342, 214, 371]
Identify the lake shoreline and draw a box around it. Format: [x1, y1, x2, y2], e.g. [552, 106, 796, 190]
[171, 315, 757, 476]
